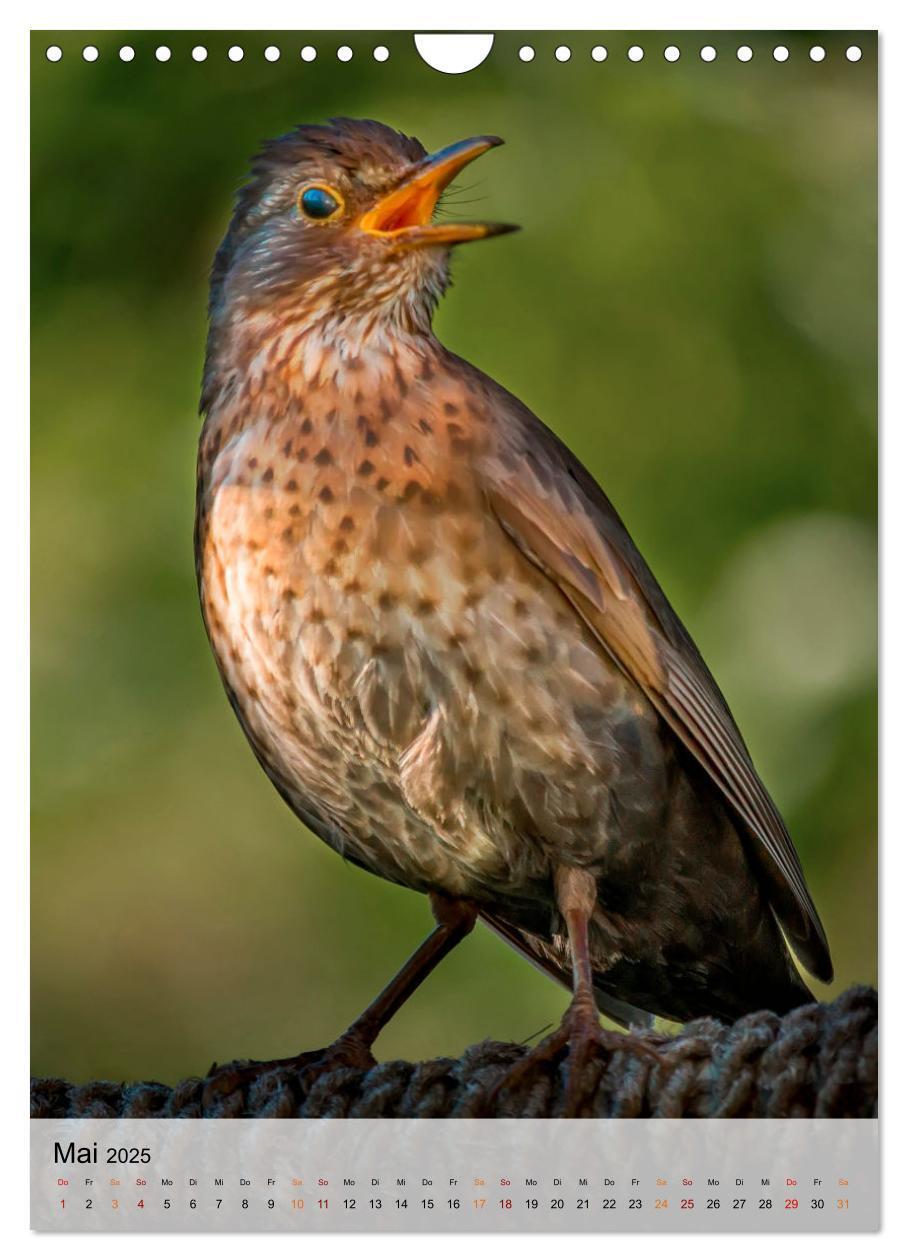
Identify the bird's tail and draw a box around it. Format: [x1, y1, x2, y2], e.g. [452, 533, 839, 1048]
[480, 909, 815, 1028]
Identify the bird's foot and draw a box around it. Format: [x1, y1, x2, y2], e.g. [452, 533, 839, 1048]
[201, 1031, 376, 1112]
[482, 996, 662, 1117]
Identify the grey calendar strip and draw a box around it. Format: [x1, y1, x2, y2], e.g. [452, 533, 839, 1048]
[31, 1118, 878, 1232]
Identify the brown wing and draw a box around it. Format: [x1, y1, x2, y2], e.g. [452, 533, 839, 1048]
[477, 383, 833, 984]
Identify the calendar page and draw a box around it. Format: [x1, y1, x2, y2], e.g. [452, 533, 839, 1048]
[30, 27, 878, 1234]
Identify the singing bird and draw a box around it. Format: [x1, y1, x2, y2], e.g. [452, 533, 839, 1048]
[196, 119, 832, 1104]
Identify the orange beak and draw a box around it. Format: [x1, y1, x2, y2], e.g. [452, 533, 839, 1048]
[359, 135, 518, 248]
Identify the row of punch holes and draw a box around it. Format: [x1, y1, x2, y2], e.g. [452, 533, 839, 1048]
[45, 42, 865, 66]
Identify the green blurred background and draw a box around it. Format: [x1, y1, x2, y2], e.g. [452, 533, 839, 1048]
[31, 31, 877, 1083]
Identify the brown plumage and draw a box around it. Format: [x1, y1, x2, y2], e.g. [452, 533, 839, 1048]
[196, 119, 831, 1101]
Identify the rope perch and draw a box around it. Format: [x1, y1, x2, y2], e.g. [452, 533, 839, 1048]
[31, 985, 876, 1120]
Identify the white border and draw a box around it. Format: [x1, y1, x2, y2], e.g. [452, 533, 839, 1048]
[4, 1, 900, 1255]
[3, 1, 898, 31]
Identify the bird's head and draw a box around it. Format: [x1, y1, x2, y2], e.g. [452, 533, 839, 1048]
[208, 117, 515, 342]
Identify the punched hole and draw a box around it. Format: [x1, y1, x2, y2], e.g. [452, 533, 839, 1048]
[628, 45, 644, 62]
[155, 46, 171, 62]
[846, 45, 862, 62]
[518, 45, 535, 62]
[82, 45, 99, 62]
[591, 46, 607, 62]
[664, 45, 680, 62]
[301, 45, 317, 62]
[773, 45, 790, 62]
[192, 46, 208, 62]
[264, 46, 281, 62]
[737, 45, 753, 62]
[555, 45, 571, 62]
[45, 45, 62, 61]
[414, 33, 494, 74]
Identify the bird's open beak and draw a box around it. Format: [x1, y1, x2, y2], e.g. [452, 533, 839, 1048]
[359, 135, 518, 248]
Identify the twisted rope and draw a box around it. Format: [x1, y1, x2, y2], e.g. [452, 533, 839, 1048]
[31, 985, 876, 1120]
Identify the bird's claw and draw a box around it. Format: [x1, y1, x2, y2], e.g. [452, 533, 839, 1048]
[480, 1001, 663, 1117]
[200, 1033, 377, 1112]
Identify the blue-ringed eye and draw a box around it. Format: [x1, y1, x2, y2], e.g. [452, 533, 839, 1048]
[299, 185, 343, 221]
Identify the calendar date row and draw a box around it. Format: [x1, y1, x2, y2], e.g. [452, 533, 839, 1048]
[58, 1194, 851, 1213]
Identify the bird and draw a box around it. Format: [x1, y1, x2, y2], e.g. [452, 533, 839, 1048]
[195, 117, 832, 1110]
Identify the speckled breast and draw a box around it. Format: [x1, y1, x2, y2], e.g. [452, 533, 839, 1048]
[196, 357, 666, 903]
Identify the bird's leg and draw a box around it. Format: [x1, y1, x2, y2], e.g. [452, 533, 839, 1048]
[555, 867, 651, 1113]
[203, 892, 476, 1105]
[335, 890, 478, 1059]
[556, 865, 605, 1078]
[482, 866, 660, 1117]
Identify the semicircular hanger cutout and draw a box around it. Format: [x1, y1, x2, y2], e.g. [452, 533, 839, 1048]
[415, 33, 494, 74]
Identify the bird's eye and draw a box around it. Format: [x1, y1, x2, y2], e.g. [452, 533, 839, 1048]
[299, 185, 343, 221]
